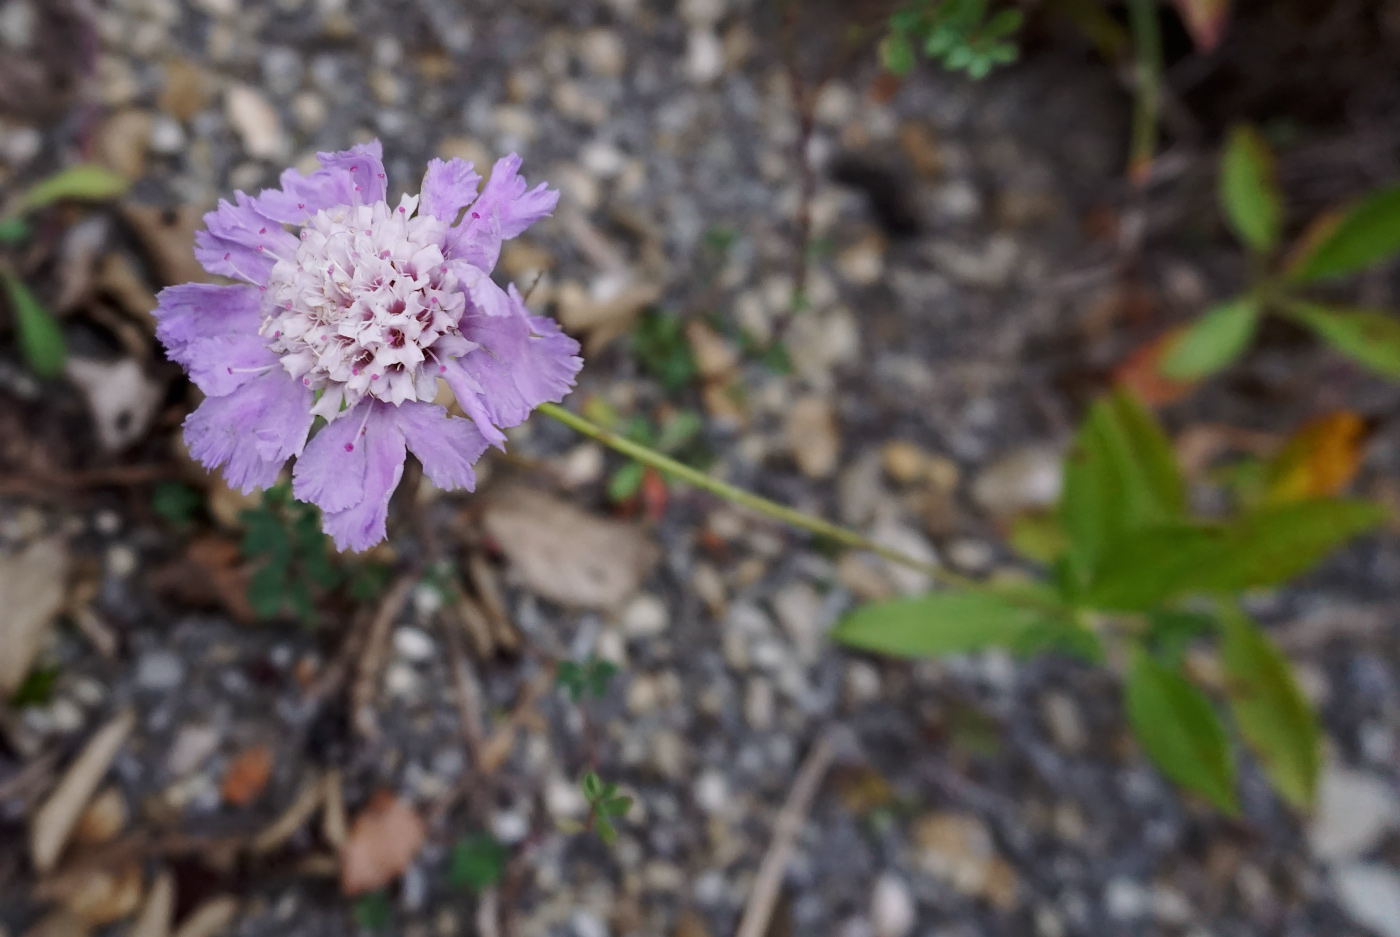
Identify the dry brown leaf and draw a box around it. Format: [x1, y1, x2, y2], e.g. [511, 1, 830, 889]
[149, 536, 256, 623]
[220, 745, 273, 807]
[340, 791, 426, 896]
[128, 868, 174, 937]
[31, 710, 136, 874]
[73, 787, 127, 844]
[1264, 411, 1371, 504]
[483, 486, 659, 611]
[170, 896, 238, 937]
[34, 862, 143, 926]
[0, 535, 69, 695]
[555, 279, 661, 354]
[122, 205, 213, 287]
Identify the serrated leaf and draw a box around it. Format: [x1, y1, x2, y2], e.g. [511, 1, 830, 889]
[832, 589, 1057, 658]
[2, 270, 66, 377]
[1061, 390, 1185, 585]
[1288, 184, 1400, 282]
[1287, 302, 1400, 378]
[1219, 126, 1281, 253]
[1126, 651, 1238, 814]
[1218, 608, 1321, 811]
[448, 833, 508, 893]
[18, 164, 130, 212]
[1159, 298, 1260, 380]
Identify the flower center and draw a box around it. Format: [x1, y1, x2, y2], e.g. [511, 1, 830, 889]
[260, 196, 472, 419]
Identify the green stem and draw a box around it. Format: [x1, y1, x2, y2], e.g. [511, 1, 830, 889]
[1126, 0, 1162, 184]
[536, 402, 965, 585]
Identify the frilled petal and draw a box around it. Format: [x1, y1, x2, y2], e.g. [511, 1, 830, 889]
[194, 192, 298, 284]
[183, 370, 314, 494]
[443, 154, 558, 272]
[322, 403, 405, 552]
[452, 261, 513, 317]
[292, 404, 369, 513]
[314, 140, 388, 205]
[445, 292, 582, 434]
[420, 158, 482, 223]
[395, 401, 487, 491]
[253, 166, 359, 226]
[180, 334, 279, 397]
[152, 283, 264, 358]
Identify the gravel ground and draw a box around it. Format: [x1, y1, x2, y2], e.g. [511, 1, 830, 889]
[3, 2, 1400, 937]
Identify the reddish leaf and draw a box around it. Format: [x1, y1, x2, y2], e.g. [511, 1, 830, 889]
[1171, 0, 1231, 52]
[221, 745, 273, 806]
[640, 468, 669, 523]
[1115, 330, 1201, 406]
[341, 792, 426, 896]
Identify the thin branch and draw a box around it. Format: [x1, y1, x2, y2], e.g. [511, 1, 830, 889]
[734, 734, 838, 937]
[351, 575, 416, 739]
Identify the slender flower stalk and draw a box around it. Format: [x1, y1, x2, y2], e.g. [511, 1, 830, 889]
[536, 402, 968, 586]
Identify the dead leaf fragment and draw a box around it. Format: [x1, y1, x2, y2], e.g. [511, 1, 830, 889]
[483, 486, 659, 611]
[73, 787, 128, 844]
[220, 745, 273, 807]
[0, 535, 69, 695]
[34, 862, 144, 926]
[170, 896, 238, 937]
[1264, 411, 1370, 504]
[32, 709, 137, 874]
[128, 868, 174, 937]
[786, 396, 840, 479]
[1115, 330, 1199, 407]
[1171, 0, 1231, 51]
[122, 205, 212, 286]
[340, 791, 426, 896]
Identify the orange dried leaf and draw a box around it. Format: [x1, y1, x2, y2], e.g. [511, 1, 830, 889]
[1115, 330, 1201, 407]
[341, 791, 426, 896]
[220, 745, 273, 807]
[1264, 412, 1371, 504]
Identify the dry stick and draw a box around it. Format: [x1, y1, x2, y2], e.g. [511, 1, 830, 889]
[440, 613, 488, 770]
[351, 575, 416, 739]
[734, 734, 838, 937]
[536, 402, 966, 587]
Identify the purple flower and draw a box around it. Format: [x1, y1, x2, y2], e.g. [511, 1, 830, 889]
[154, 141, 582, 551]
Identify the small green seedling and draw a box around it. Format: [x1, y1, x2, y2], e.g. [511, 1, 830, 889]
[882, 0, 1023, 80]
[448, 833, 508, 893]
[556, 656, 619, 703]
[1160, 126, 1400, 383]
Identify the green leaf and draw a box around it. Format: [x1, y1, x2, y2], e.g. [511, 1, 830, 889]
[1219, 126, 1282, 253]
[1086, 499, 1386, 610]
[10, 664, 60, 707]
[1195, 498, 1386, 592]
[595, 814, 618, 845]
[0, 217, 29, 244]
[1060, 390, 1185, 585]
[448, 833, 508, 893]
[1084, 525, 1228, 611]
[17, 164, 130, 212]
[1217, 608, 1321, 811]
[1144, 609, 1217, 666]
[1008, 512, 1067, 565]
[151, 481, 203, 527]
[2, 271, 66, 377]
[1159, 298, 1260, 380]
[881, 31, 917, 75]
[352, 892, 393, 932]
[607, 461, 645, 503]
[1125, 652, 1238, 814]
[631, 309, 697, 392]
[582, 772, 602, 802]
[602, 795, 633, 817]
[1289, 183, 1400, 282]
[247, 563, 289, 618]
[1286, 302, 1400, 378]
[656, 410, 703, 454]
[832, 589, 1057, 658]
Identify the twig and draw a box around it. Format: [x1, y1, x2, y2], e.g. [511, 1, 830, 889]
[1126, 0, 1164, 185]
[351, 575, 416, 739]
[734, 734, 838, 937]
[537, 402, 963, 585]
[440, 612, 488, 770]
[0, 462, 178, 496]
